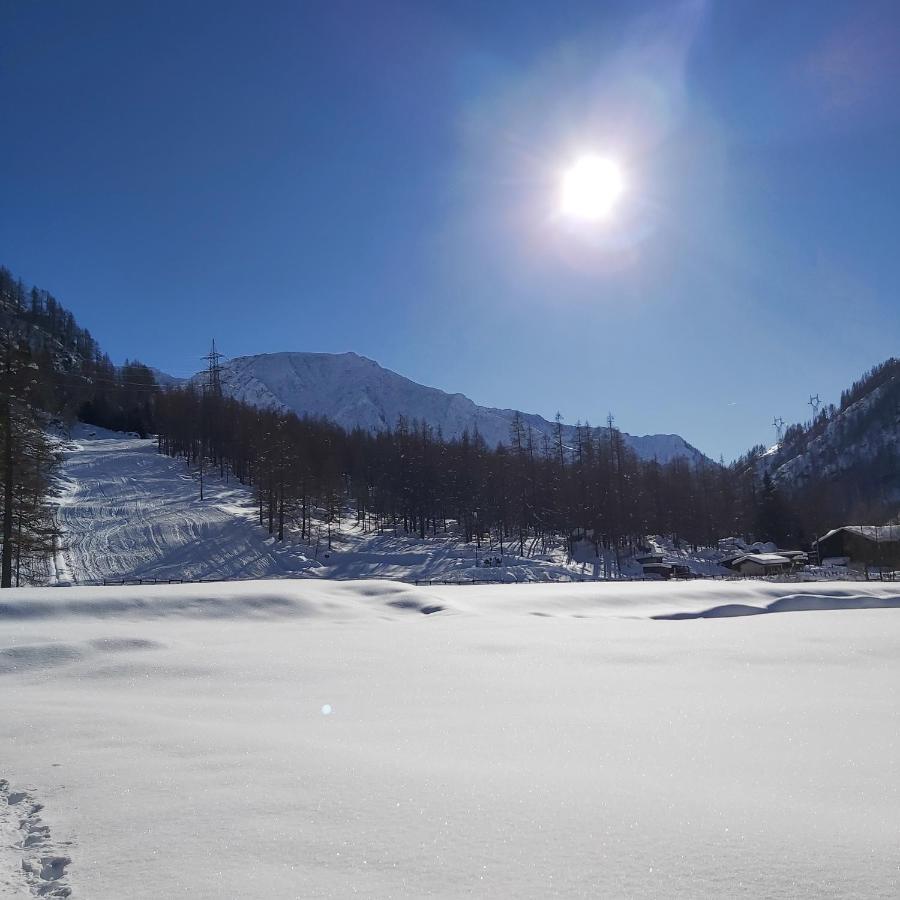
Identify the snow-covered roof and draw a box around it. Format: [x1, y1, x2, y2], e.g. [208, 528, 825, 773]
[750, 541, 778, 553]
[733, 553, 791, 566]
[818, 525, 900, 544]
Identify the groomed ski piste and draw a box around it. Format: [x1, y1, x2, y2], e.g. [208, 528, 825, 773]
[51, 426, 321, 585]
[2, 428, 899, 897]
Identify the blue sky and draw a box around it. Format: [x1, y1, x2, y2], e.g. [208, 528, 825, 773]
[2, 0, 899, 460]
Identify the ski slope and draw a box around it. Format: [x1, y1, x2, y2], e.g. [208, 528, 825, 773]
[1, 579, 899, 898]
[53, 426, 318, 585]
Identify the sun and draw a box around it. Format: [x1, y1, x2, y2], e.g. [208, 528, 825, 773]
[560, 155, 625, 221]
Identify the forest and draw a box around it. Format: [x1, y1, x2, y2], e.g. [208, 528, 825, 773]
[153, 382, 802, 562]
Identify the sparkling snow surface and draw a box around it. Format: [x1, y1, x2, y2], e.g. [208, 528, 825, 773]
[2, 579, 899, 899]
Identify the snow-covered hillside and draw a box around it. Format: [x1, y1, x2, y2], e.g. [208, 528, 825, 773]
[761, 358, 899, 496]
[211, 351, 708, 464]
[2, 578, 899, 898]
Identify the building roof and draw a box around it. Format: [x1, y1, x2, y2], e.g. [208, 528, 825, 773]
[818, 525, 900, 544]
[733, 553, 791, 566]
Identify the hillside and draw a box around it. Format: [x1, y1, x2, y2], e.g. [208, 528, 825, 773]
[213, 351, 708, 464]
[757, 357, 899, 524]
[0, 266, 159, 434]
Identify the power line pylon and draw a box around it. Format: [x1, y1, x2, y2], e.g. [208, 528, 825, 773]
[808, 393, 821, 418]
[202, 339, 223, 397]
[772, 416, 785, 444]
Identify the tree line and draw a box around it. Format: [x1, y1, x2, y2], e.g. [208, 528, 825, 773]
[0, 275, 63, 586]
[0, 266, 160, 586]
[154, 383, 798, 563]
[0, 266, 160, 436]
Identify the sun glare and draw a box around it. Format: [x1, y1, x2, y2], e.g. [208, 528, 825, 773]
[560, 155, 625, 221]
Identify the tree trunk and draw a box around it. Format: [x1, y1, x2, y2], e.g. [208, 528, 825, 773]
[1, 357, 13, 589]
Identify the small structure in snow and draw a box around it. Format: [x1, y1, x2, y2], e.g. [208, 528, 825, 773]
[777, 550, 808, 565]
[719, 552, 749, 570]
[641, 562, 693, 580]
[731, 553, 793, 577]
[635, 553, 664, 565]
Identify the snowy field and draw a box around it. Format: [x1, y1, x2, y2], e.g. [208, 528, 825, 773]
[2, 578, 900, 898]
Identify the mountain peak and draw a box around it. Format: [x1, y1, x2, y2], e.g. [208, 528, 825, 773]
[212, 350, 709, 464]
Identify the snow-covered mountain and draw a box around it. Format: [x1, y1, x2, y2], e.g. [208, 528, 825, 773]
[209, 351, 709, 464]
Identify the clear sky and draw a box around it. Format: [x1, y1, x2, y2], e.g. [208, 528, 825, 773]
[2, 0, 899, 460]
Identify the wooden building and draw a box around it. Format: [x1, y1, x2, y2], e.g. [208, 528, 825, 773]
[731, 553, 793, 576]
[815, 526, 900, 568]
[642, 562, 692, 580]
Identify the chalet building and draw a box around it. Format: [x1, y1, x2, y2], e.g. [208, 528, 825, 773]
[721, 549, 806, 575]
[815, 526, 900, 568]
[730, 553, 793, 576]
[777, 550, 809, 566]
[635, 554, 664, 566]
[642, 562, 692, 579]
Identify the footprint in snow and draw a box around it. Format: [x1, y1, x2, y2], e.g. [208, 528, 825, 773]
[1, 779, 73, 898]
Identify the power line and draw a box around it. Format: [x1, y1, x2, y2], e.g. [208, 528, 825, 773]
[48, 372, 169, 390]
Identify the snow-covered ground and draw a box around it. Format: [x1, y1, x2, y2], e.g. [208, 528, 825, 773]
[2, 578, 900, 898]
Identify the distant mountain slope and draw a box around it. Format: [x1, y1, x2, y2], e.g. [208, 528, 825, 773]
[759, 357, 900, 516]
[212, 351, 709, 464]
[149, 367, 186, 389]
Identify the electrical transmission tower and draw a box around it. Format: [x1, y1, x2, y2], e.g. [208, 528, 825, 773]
[808, 393, 821, 418]
[772, 416, 785, 444]
[202, 339, 224, 396]
[196, 340, 224, 502]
